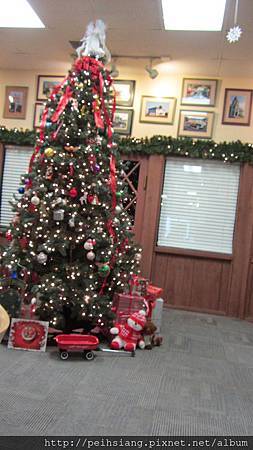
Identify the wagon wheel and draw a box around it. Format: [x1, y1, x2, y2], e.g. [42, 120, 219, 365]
[60, 351, 69, 360]
[85, 351, 95, 361]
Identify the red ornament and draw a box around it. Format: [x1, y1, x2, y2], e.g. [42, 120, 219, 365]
[5, 231, 12, 241]
[25, 179, 33, 188]
[19, 237, 29, 249]
[69, 188, 78, 198]
[87, 194, 99, 205]
[29, 204, 36, 213]
[32, 272, 39, 283]
[88, 154, 96, 165]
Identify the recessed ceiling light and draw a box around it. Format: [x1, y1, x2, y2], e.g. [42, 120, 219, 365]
[161, 0, 226, 31]
[0, 0, 45, 28]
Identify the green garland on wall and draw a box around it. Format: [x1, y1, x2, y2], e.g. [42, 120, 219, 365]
[0, 127, 36, 145]
[119, 135, 253, 163]
[1, 126, 253, 163]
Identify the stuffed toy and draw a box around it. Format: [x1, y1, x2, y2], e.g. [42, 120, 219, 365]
[142, 320, 157, 350]
[110, 310, 146, 352]
[152, 334, 163, 347]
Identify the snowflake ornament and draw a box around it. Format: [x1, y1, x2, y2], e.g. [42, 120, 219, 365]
[226, 26, 242, 43]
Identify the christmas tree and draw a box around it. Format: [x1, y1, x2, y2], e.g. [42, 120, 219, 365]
[0, 20, 141, 331]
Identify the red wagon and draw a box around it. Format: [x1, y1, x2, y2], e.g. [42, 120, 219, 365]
[54, 334, 99, 361]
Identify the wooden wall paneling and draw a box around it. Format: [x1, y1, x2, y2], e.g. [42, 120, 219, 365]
[227, 163, 253, 318]
[190, 259, 226, 313]
[140, 155, 165, 279]
[243, 221, 253, 321]
[244, 262, 253, 320]
[164, 255, 194, 308]
[152, 251, 231, 314]
[217, 262, 231, 313]
[150, 253, 169, 300]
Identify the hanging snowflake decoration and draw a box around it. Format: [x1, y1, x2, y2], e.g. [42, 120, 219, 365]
[226, 26, 242, 43]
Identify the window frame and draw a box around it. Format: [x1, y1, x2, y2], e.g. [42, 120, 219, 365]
[0, 144, 33, 231]
[154, 156, 241, 260]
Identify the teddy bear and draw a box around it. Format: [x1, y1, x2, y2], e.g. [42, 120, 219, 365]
[142, 319, 157, 350]
[110, 310, 146, 352]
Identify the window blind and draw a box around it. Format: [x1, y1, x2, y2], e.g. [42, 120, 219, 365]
[0, 146, 33, 227]
[157, 157, 240, 254]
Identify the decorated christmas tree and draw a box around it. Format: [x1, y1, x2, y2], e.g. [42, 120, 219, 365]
[0, 21, 141, 331]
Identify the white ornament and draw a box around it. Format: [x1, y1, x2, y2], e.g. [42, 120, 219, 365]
[76, 20, 111, 63]
[115, 205, 122, 215]
[226, 26, 242, 43]
[135, 253, 142, 262]
[96, 135, 103, 144]
[91, 195, 99, 205]
[86, 251, 95, 261]
[53, 209, 64, 221]
[84, 239, 94, 251]
[71, 98, 79, 111]
[31, 297, 37, 305]
[31, 195, 40, 206]
[37, 252, 47, 264]
[69, 217, 75, 228]
[51, 197, 62, 208]
[113, 217, 120, 225]
[80, 193, 88, 205]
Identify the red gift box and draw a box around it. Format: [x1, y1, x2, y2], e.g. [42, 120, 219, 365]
[113, 293, 147, 324]
[147, 284, 163, 301]
[128, 275, 149, 297]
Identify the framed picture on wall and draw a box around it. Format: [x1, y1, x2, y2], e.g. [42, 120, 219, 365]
[33, 102, 44, 129]
[3, 86, 28, 119]
[140, 96, 177, 125]
[222, 88, 253, 126]
[181, 78, 217, 106]
[178, 110, 214, 139]
[37, 75, 65, 101]
[113, 109, 133, 135]
[113, 80, 135, 107]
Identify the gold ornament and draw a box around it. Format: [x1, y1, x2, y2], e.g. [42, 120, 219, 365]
[44, 147, 55, 158]
[80, 105, 86, 116]
[64, 145, 80, 153]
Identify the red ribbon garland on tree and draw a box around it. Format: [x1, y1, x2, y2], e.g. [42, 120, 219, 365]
[28, 56, 118, 299]
[51, 85, 73, 123]
[28, 77, 68, 171]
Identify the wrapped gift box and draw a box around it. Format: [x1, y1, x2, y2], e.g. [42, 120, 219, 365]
[151, 298, 163, 333]
[147, 284, 163, 301]
[127, 275, 149, 297]
[113, 292, 146, 314]
[113, 293, 147, 324]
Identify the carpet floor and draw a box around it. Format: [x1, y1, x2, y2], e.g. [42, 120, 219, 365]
[0, 309, 253, 436]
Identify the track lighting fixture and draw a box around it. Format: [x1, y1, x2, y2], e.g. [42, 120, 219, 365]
[145, 59, 159, 79]
[110, 59, 119, 78]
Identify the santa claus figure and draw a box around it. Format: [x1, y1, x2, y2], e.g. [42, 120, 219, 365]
[110, 310, 146, 352]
